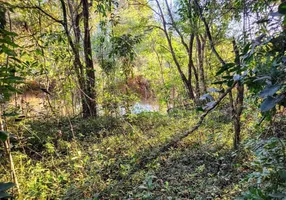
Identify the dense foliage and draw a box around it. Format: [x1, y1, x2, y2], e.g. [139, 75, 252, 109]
[0, 0, 285, 199]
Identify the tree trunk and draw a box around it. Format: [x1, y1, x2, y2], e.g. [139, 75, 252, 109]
[232, 39, 244, 149]
[63, 0, 97, 118]
[82, 0, 97, 117]
[197, 34, 207, 94]
[188, 34, 200, 99]
[233, 86, 243, 149]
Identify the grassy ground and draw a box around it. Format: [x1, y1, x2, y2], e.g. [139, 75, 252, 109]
[0, 110, 279, 199]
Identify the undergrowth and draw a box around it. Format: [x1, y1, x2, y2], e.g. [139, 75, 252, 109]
[0, 111, 285, 199]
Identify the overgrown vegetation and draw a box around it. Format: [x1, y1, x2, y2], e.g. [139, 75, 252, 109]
[0, 0, 286, 199]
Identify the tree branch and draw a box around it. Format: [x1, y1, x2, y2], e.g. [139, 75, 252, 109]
[15, 5, 63, 24]
[193, 0, 226, 66]
[164, 0, 190, 53]
[155, 0, 188, 90]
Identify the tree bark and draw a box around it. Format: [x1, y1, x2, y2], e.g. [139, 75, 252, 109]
[188, 34, 200, 98]
[61, 0, 96, 118]
[82, 0, 97, 117]
[197, 34, 207, 94]
[232, 39, 244, 149]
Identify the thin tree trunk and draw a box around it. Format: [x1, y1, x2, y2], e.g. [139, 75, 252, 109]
[188, 34, 200, 99]
[62, 0, 97, 118]
[232, 39, 244, 149]
[155, 0, 195, 100]
[83, 0, 97, 117]
[197, 34, 207, 93]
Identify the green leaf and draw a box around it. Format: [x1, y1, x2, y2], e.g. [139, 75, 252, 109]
[0, 131, 9, 141]
[212, 80, 228, 85]
[278, 170, 286, 180]
[259, 85, 281, 98]
[0, 182, 15, 192]
[34, 48, 43, 56]
[2, 112, 19, 117]
[0, 191, 12, 198]
[2, 76, 24, 81]
[10, 57, 21, 63]
[216, 63, 235, 76]
[243, 43, 251, 55]
[0, 29, 18, 37]
[278, 3, 286, 15]
[260, 95, 285, 112]
[222, 75, 233, 80]
[5, 85, 22, 93]
[196, 106, 204, 112]
[0, 45, 16, 56]
[254, 76, 272, 82]
[269, 193, 286, 198]
[0, 38, 19, 48]
[227, 80, 234, 87]
[199, 93, 214, 101]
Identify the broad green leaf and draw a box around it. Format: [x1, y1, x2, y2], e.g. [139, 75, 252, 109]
[1, 112, 19, 117]
[0, 38, 19, 48]
[0, 29, 18, 37]
[227, 80, 234, 87]
[260, 95, 285, 112]
[5, 85, 22, 93]
[0, 131, 9, 141]
[254, 76, 272, 82]
[269, 193, 286, 198]
[243, 43, 251, 55]
[278, 170, 286, 180]
[34, 48, 43, 56]
[207, 88, 221, 93]
[199, 93, 214, 101]
[0, 191, 12, 198]
[259, 85, 281, 98]
[0, 45, 16, 56]
[212, 80, 228, 85]
[228, 66, 243, 73]
[196, 106, 204, 112]
[216, 63, 235, 76]
[1, 76, 24, 82]
[0, 182, 14, 192]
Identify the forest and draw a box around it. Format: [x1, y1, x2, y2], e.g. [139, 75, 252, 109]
[0, 0, 286, 199]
